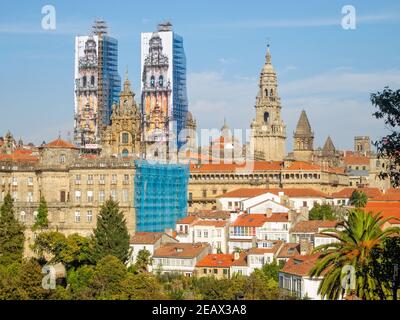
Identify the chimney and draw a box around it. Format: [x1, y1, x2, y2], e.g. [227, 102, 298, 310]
[265, 208, 272, 218]
[299, 238, 312, 255]
[300, 206, 309, 221]
[165, 228, 173, 237]
[234, 251, 240, 260]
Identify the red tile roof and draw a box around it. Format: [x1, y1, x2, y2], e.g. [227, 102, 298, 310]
[247, 241, 283, 255]
[365, 202, 400, 224]
[42, 138, 77, 149]
[130, 232, 164, 244]
[231, 214, 268, 227]
[219, 188, 329, 199]
[277, 243, 300, 258]
[192, 220, 228, 227]
[190, 161, 282, 172]
[344, 155, 370, 166]
[153, 243, 209, 259]
[196, 254, 235, 268]
[331, 187, 382, 199]
[290, 220, 339, 233]
[231, 252, 248, 267]
[283, 161, 321, 171]
[371, 193, 400, 202]
[281, 254, 322, 277]
[194, 210, 231, 220]
[0, 149, 38, 163]
[176, 215, 198, 225]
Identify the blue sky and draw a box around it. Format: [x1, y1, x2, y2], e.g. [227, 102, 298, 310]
[1, 0, 400, 150]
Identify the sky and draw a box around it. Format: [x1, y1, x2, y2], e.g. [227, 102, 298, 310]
[1, 0, 400, 151]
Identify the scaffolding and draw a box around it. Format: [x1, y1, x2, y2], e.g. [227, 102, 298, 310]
[134, 160, 189, 232]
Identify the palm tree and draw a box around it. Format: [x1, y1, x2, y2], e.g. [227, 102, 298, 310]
[349, 190, 368, 208]
[309, 209, 400, 300]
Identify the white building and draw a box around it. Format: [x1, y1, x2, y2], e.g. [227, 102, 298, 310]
[279, 254, 324, 300]
[129, 232, 178, 270]
[152, 243, 210, 276]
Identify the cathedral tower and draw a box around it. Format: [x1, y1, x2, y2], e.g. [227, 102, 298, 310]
[293, 110, 314, 162]
[251, 45, 286, 161]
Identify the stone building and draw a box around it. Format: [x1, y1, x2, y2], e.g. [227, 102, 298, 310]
[0, 138, 136, 256]
[292, 110, 314, 163]
[101, 72, 141, 157]
[251, 45, 286, 161]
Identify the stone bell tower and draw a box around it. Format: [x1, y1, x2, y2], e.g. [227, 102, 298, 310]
[250, 45, 286, 161]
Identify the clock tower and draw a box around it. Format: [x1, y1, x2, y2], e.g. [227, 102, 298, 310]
[250, 45, 286, 161]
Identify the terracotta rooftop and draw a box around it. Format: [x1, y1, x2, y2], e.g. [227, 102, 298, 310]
[277, 243, 300, 258]
[153, 243, 209, 259]
[218, 188, 330, 199]
[247, 241, 283, 255]
[231, 251, 248, 267]
[176, 215, 198, 225]
[0, 149, 38, 163]
[365, 202, 400, 224]
[344, 155, 370, 166]
[231, 214, 268, 227]
[290, 220, 339, 233]
[196, 254, 235, 268]
[281, 254, 323, 277]
[192, 220, 228, 228]
[190, 161, 282, 172]
[283, 161, 321, 171]
[371, 193, 400, 202]
[130, 232, 164, 244]
[42, 138, 77, 149]
[194, 210, 231, 220]
[331, 187, 382, 199]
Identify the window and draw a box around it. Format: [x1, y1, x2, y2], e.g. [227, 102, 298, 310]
[60, 191, 66, 203]
[159, 75, 164, 87]
[203, 268, 207, 274]
[12, 191, 18, 201]
[121, 132, 129, 144]
[196, 230, 201, 238]
[87, 175, 94, 185]
[264, 112, 269, 123]
[213, 269, 218, 274]
[111, 174, 117, 184]
[123, 189, 129, 203]
[111, 190, 117, 201]
[12, 177, 18, 186]
[188, 193, 193, 201]
[27, 192, 33, 203]
[87, 210, 93, 223]
[222, 189, 227, 194]
[204, 231, 208, 238]
[99, 190, 105, 203]
[150, 76, 155, 87]
[87, 190, 93, 203]
[265, 88, 268, 97]
[20, 211, 26, 222]
[27, 177, 33, 186]
[228, 201, 232, 209]
[302, 201, 307, 207]
[90, 75, 95, 86]
[123, 174, 130, 184]
[60, 154, 66, 164]
[122, 149, 129, 157]
[217, 229, 222, 237]
[75, 175, 81, 185]
[75, 190, 81, 202]
[99, 174, 105, 184]
[202, 190, 207, 198]
[83, 76, 87, 87]
[75, 211, 81, 223]
[212, 189, 217, 195]
[362, 166, 366, 170]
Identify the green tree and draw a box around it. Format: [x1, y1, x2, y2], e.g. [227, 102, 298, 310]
[88, 255, 127, 299]
[310, 209, 400, 300]
[349, 190, 368, 208]
[135, 249, 152, 273]
[91, 199, 130, 263]
[118, 272, 166, 300]
[369, 236, 400, 299]
[0, 193, 25, 266]
[244, 269, 279, 300]
[309, 204, 337, 220]
[33, 232, 92, 269]
[370, 87, 400, 187]
[67, 264, 95, 299]
[261, 259, 282, 282]
[32, 196, 49, 231]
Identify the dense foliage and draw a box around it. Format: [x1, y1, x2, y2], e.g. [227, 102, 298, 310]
[309, 204, 337, 220]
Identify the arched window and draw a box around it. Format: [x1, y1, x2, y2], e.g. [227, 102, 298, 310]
[264, 112, 269, 123]
[121, 132, 129, 144]
[270, 89, 274, 96]
[159, 75, 164, 87]
[265, 89, 268, 97]
[150, 76, 155, 87]
[91, 75, 95, 86]
[122, 149, 129, 157]
[154, 150, 159, 158]
[83, 76, 87, 87]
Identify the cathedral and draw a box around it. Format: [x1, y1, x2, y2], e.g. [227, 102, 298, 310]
[250, 45, 286, 161]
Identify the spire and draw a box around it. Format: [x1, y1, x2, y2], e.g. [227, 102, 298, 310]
[221, 118, 230, 132]
[122, 68, 132, 94]
[295, 110, 313, 136]
[323, 136, 335, 152]
[266, 43, 271, 65]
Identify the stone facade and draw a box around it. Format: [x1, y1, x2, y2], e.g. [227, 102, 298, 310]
[251, 45, 286, 161]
